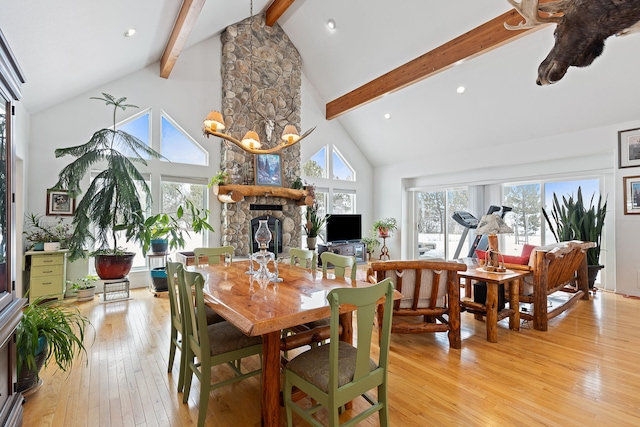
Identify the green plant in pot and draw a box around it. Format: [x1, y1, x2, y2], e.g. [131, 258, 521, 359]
[139, 198, 215, 256]
[52, 93, 162, 279]
[304, 203, 328, 250]
[16, 297, 91, 393]
[542, 186, 607, 289]
[361, 236, 381, 262]
[372, 217, 398, 238]
[67, 274, 99, 302]
[23, 213, 72, 251]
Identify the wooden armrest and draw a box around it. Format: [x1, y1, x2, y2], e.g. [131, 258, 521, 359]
[504, 263, 532, 272]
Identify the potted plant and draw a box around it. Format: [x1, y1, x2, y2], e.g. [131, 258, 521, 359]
[68, 274, 99, 302]
[361, 236, 381, 262]
[372, 217, 398, 238]
[16, 297, 91, 393]
[52, 93, 162, 279]
[542, 186, 607, 289]
[304, 203, 328, 250]
[23, 213, 72, 251]
[208, 170, 230, 187]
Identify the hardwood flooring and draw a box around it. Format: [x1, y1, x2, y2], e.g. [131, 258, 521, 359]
[22, 287, 640, 426]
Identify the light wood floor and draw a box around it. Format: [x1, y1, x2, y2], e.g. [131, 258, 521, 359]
[22, 287, 640, 427]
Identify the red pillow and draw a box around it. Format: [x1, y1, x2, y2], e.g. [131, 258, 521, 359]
[521, 244, 536, 258]
[475, 250, 529, 265]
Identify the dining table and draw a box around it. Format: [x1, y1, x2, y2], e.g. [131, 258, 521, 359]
[188, 259, 378, 427]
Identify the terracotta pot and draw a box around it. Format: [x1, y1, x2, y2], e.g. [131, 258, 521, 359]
[95, 253, 135, 279]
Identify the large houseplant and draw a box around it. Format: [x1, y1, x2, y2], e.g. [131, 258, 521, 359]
[16, 297, 91, 393]
[304, 203, 328, 250]
[542, 186, 607, 288]
[52, 93, 162, 279]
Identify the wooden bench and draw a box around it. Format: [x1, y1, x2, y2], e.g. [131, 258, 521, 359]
[506, 240, 595, 331]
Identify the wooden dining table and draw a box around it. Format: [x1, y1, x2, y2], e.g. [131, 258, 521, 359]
[188, 260, 375, 427]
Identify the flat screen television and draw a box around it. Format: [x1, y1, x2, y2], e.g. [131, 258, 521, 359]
[325, 214, 362, 243]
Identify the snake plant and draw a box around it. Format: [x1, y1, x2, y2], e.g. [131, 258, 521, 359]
[542, 187, 607, 266]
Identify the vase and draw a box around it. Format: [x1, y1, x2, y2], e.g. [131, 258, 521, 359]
[95, 253, 135, 279]
[307, 237, 317, 250]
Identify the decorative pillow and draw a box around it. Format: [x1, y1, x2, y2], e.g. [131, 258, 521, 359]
[521, 244, 536, 258]
[475, 249, 529, 265]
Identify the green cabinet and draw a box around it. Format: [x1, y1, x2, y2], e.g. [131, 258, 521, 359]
[25, 250, 68, 302]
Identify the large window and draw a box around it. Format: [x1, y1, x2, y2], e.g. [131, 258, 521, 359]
[160, 113, 208, 166]
[502, 178, 600, 257]
[415, 188, 468, 260]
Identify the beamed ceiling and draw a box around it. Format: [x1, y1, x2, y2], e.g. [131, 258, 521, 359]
[2, 0, 640, 168]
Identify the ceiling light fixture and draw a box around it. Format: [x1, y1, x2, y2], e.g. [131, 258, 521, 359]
[327, 19, 336, 30]
[124, 28, 136, 37]
[203, 0, 314, 154]
[456, 86, 466, 94]
[384, 113, 391, 119]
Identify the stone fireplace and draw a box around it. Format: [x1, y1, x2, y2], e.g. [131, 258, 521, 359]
[218, 13, 304, 257]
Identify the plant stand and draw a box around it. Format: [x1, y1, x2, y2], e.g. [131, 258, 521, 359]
[101, 277, 130, 303]
[379, 235, 390, 260]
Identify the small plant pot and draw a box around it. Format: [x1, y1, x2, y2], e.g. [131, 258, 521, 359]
[44, 242, 61, 252]
[76, 287, 96, 302]
[150, 239, 169, 254]
[32, 242, 45, 251]
[150, 267, 168, 292]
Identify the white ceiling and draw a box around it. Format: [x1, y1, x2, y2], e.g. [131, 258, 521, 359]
[2, 0, 640, 168]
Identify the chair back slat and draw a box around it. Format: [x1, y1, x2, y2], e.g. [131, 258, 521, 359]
[321, 252, 357, 280]
[166, 262, 183, 332]
[289, 248, 317, 271]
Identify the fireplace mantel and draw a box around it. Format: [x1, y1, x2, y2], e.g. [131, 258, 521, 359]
[213, 184, 313, 205]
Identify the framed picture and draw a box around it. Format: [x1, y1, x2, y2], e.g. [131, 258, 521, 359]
[618, 127, 640, 168]
[623, 175, 640, 215]
[254, 153, 283, 186]
[46, 189, 75, 216]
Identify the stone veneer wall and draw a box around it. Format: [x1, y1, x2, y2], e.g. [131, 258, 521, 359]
[219, 13, 303, 257]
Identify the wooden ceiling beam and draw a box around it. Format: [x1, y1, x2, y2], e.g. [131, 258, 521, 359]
[326, 9, 548, 120]
[160, 0, 207, 79]
[266, 0, 297, 27]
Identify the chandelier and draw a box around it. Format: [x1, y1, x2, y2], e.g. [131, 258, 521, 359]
[203, 0, 315, 155]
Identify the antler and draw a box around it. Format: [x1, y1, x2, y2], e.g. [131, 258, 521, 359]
[504, 0, 564, 30]
[204, 126, 316, 155]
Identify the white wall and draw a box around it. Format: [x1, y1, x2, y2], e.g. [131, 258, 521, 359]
[22, 35, 373, 289]
[12, 101, 30, 297]
[375, 119, 639, 296]
[300, 75, 374, 233]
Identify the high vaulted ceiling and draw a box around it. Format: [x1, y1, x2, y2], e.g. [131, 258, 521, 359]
[2, 0, 640, 168]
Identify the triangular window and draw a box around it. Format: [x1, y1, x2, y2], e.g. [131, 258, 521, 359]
[161, 113, 208, 166]
[302, 146, 327, 178]
[116, 109, 151, 159]
[332, 147, 355, 181]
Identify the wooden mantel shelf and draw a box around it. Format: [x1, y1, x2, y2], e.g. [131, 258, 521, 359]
[213, 184, 313, 206]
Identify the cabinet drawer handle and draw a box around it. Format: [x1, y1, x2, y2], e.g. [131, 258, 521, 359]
[42, 282, 52, 285]
[42, 270, 53, 274]
[43, 260, 54, 263]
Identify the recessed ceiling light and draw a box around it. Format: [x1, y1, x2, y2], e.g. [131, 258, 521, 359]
[456, 86, 466, 94]
[384, 113, 391, 119]
[124, 28, 136, 37]
[327, 19, 336, 30]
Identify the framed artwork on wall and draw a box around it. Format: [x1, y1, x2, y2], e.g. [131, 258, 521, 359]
[623, 175, 640, 215]
[618, 127, 640, 168]
[46, 189, 75, 216]
[254, 154, 283, 187]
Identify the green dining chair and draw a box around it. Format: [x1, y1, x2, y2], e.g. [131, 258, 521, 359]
[178, 268, 262, 427]
[193, 246, 234, 266]
[321, 252, 357, 280]
[166, 262, 187, 392]
[283, 278, 395, 427]
[289, 247, 317, 271]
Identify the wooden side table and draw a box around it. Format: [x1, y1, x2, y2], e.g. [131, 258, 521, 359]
[459, 266, 528, 343]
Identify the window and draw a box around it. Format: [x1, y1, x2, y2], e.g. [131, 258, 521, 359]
[502, 178, 600, 257]
[332, 190, 355, 214]
[160, 113, 208, 166]
[160, 178, 210, 259]
[302, 146, 327, 178]
[415, 188, 468, 260]
[332, 147, 355, 181]
[116, 109, 151, 158]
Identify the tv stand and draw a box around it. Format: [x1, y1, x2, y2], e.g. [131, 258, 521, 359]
[318, 241, 366, 266]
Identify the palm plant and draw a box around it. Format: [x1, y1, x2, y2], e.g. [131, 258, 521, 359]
[52, 93, 162, 261]
[304, 203, 328, 238]
[542, 186, 607, 266]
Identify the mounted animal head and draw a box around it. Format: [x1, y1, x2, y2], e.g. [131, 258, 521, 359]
[505, 0, 640, 85]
